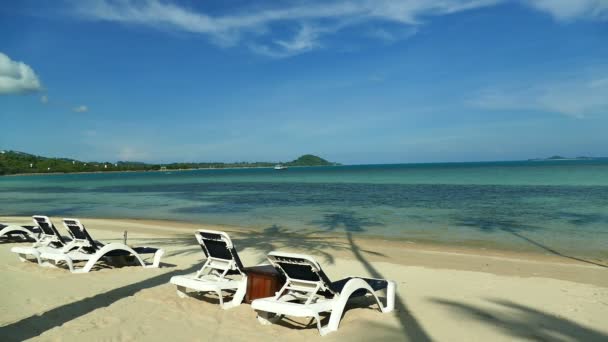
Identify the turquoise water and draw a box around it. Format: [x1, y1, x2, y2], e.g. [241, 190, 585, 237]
[1, 160, 608, 259]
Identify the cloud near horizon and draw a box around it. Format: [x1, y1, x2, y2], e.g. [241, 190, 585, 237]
[0, 52, 42, 94]
[468, 71, 608, 118]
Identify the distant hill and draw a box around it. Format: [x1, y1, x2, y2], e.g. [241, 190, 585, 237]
[0, 150, 338, 175]
[285, 154, 337, 167]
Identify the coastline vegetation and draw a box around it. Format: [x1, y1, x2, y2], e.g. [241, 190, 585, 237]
[0, 151, 338, 176]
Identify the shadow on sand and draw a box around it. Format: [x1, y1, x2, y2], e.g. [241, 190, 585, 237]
[1, 264, 199, 342]
[457, 216, 608, 268]
[431, 298, 608, 341]
[137, 224, 383, 265]
[312, 210, 432, 342]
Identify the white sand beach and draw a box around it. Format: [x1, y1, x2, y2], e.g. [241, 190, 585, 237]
[1, 216, 607, 341]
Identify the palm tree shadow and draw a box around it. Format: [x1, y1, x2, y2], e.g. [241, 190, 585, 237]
[1, 264, 200, 342]
[125, 234, 206, 258]
[431, 297, 608, 341]
[231, 224, 355, 265]
[456, 216, 608, 268]
[311, 210, 432, 341]
[135, 225, 355, 265]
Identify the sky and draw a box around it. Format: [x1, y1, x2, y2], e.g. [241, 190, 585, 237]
[1, 0, 607, 164]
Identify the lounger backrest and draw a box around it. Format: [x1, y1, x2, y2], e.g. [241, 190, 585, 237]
[196, 230, 244, 272]
[32, 215, 66, 244]
[62, 218, 99, 249]
[267, 252, 334, 290]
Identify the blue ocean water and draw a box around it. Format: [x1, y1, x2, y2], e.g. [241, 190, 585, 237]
[1, 160, 607, 259]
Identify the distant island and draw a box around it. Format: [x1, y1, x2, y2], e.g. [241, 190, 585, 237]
[527, 155, 606, 161]
[0, 151, 339, 176]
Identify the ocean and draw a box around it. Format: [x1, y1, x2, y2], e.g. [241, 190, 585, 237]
[1, 160, 607, 259]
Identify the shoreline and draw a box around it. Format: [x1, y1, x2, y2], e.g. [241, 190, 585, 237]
[0, 164, 342, 177]
[0, 166, 273, 177]
[3, 215, 607, 286]
[4, 215, 606, 266]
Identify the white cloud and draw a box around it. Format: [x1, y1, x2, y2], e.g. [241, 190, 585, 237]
[73, 105, 88, 113]
[68, 1, 608, 58]
[468, 71, 608, 118]
[83, 129, 97, 137]
[118, 146, 148, 161]
[524, 0, 608, 21]
[367, 27, 418, 43]
[73, 0, 502, 57]
[0, 52, 42, 94]
[251, 24, 328, 57]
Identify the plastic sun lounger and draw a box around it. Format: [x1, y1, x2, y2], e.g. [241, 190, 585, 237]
[0, 222, 40, 242]
[10, 215, 79, 264]
[251, 251, 396, 336]
[169, 229, 248, 309]
[38, 218, 164, 273]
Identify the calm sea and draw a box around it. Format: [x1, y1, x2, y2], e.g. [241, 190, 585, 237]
[1, 160, 607, 259]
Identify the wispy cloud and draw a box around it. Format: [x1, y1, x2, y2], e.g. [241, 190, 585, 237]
[367, 27, 418, 43]
[524, 0, 608, 21]
[70, 1, 608, 57]
[118, 146, 148, 161]
[250, 24, 330, 57]
[39, 93, 90, 114]
[73, 105, 89, 113]
[72, 0, 504, 57]
[0, 52, 42, 94]
[468, 70, 608, 118]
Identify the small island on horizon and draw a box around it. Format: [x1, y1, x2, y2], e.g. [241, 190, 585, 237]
[527, 155, 607, 161]
[0, 150, 339, 176]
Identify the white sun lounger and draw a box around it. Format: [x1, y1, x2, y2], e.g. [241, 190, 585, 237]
[169, 229, 248, 309]
[251, 251, 396, 336]
[37, 218, 164, 273]
[0, 222, 40, 242]
[10, 215, 80, 264]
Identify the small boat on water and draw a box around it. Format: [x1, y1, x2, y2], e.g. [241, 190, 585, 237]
[274, 164, 288, 170]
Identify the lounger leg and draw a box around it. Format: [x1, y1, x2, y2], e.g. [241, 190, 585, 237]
[66, 258, 76, 272]
[256, 311, 282, 325]
[383, 280, 396, 313]
[176, 285, 188, 298]
[19, 253, 42, 264]
[216, 290, 224, 307]
[17, 253, 29, 263]
[151, 249, 164, 268]
[316, 314, 337, 336]
[220, 276, 248, 309]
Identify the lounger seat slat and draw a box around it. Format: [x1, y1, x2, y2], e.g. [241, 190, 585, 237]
[171, 274, 242, 291]
[252, 296, 336, 315]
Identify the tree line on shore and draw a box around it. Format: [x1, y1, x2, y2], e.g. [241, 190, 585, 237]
[0, 150, 337, 175]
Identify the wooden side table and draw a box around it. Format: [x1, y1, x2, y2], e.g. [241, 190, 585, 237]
[244, 265, 285, 304]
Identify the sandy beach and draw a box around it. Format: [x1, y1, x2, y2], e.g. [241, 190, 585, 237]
[1, 216, 607, 341]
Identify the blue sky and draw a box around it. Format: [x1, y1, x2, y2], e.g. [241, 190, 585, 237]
[1, 0, 607, 164]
